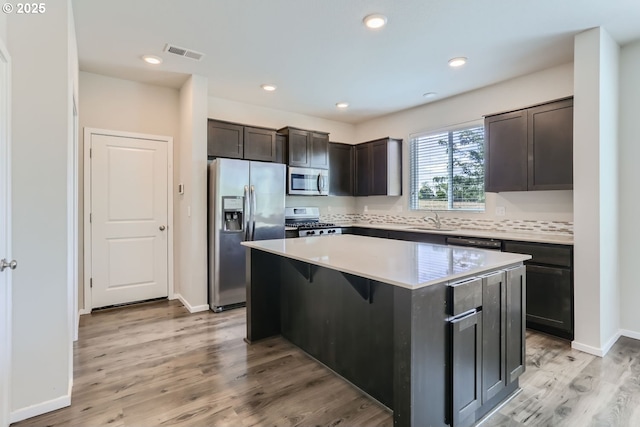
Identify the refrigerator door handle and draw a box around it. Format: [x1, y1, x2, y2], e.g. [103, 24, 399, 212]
[250, 185, 257, 241]
[243, 185, 250, 241]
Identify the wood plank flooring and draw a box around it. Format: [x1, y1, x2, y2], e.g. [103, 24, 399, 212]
[10, 300, 640, 427]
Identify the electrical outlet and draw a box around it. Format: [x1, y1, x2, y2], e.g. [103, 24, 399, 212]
[495, 206, 506, 216]
[327, 206, 332, 213]
[396, 205, 403, 212]
[364, 205, 368, 213]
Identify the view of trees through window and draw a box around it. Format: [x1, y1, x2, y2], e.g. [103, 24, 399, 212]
[410, 126, 485, 211]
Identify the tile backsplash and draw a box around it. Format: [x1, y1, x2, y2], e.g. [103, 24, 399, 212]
[321, 213, 573, 236]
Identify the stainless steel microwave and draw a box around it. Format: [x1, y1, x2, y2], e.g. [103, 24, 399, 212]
[287, 167, 329, 196]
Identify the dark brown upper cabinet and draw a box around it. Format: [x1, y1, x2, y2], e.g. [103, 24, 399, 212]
[354, 137, 402, 197]
[207, 119, 276, 162]
[207, 120, 244, 159]
[275, 133, 286, 164]
[277, 126, 329, 168]
[243, 126, 276, 162]
[484, 97, 573, 192]
[328, 142, 353, 196]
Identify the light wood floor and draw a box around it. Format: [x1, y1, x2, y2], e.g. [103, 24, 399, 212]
[11, 300, 640, 427]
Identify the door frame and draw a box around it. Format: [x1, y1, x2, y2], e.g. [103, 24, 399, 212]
[0, 35, 12, 427]
[83, 128, 174, 312]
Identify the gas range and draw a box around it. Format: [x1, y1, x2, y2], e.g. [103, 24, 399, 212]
[285, 207, 342, 237]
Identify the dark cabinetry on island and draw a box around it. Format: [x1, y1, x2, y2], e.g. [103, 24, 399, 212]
[245, 238, 529, 427]
[448, 266, 525, 427]
[485, 97, 573, 192]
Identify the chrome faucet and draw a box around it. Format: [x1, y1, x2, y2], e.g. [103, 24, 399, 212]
[423, 211, 442, 229]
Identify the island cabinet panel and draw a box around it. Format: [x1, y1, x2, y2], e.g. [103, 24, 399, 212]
[505, 265, 526, 383]
[279, 259, 394, 408]
[481, 271, 507, 403]
[450, 310, 482, 427]
[393, 283, 449, 427]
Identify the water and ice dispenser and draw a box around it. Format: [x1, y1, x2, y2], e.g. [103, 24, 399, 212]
[222, 196, 243, 231]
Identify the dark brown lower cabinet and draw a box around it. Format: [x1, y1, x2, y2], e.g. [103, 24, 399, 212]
[481, 271, 506, 403]
[506, 266, 526, 382]
[450, 310, 482, 427]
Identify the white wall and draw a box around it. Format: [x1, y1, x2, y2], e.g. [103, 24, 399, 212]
[176, 75, 209, 311]
[619, 39, 640, 337]
[353, 63, 575, 222]
[7, 2, 74, 418]
[77, 72, 180, 311]
[572, 27, 620, 355]
[208, 96, 358, 214]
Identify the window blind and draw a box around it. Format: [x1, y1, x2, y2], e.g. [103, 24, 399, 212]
[410, 125, 485, 211]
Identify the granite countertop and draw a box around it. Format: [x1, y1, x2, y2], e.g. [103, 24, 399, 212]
[242, 235, 530, 290]
[339, 222, 574, 245]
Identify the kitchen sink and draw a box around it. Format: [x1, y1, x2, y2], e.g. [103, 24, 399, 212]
[407, 226, 457, 232]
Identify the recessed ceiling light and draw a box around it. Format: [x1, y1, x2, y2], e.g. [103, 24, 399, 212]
[448, 57, 467, 68]
[261, 84, 277, 92]
[363, 14, 387, 29]
[423, 92, 437, 98]
[141, 55, 163, 65]
[336, 102, 349, 109]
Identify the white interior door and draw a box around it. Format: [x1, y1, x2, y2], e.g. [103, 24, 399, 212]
[90, 133, 169, 308]
[0, 39, 12, 427]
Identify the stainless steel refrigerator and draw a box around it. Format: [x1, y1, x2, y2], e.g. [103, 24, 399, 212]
[208, 158, 285, 312]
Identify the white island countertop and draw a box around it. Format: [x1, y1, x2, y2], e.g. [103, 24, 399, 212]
[242, 235, 531, 290]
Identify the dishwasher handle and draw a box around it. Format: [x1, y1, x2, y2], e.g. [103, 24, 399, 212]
[446, 236, 502, 250]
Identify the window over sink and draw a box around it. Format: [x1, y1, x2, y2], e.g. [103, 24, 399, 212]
[410, 122, 485, 211]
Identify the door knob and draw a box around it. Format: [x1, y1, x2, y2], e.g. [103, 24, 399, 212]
[159, 225, 166, 231]
[0, 258, 17, 272]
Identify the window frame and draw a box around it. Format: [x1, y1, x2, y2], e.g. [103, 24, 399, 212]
[409, 121, 486, 212]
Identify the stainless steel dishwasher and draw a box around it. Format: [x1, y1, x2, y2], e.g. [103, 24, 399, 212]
[445, 236, 503, 251]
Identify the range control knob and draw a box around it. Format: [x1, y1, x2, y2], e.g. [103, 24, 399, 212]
[319, 230, 324, 235]
[308, 230, 315, 235]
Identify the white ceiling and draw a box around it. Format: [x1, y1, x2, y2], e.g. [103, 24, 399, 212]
[72, 0, 640, 124]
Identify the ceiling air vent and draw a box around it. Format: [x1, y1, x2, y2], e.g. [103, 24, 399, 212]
[163, 44, 204, 61]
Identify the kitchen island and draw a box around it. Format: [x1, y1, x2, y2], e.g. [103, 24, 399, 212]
[242, 235, 531, 427]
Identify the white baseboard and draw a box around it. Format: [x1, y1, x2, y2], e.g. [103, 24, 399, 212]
[571, 331, 621, 357]
[619, 329, 640, 341]
[10, 390, 71, 423]
[175, 293, 209, 313]
[571, 341, 605, 357]
[78, 308, 91, 315]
